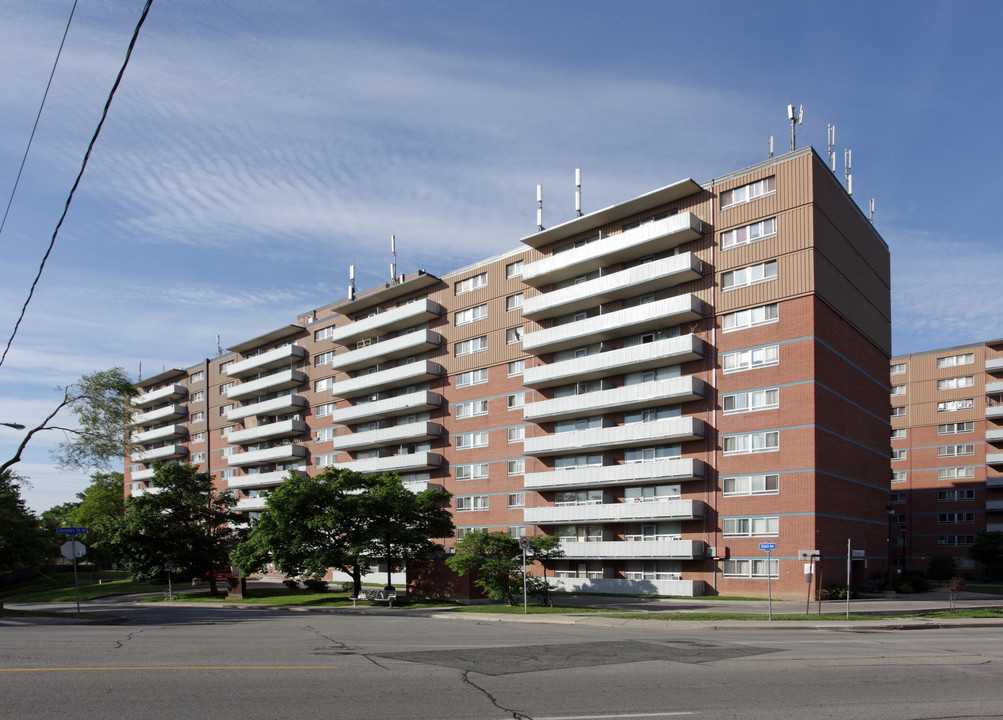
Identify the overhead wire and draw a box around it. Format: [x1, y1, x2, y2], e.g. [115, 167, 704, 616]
[0, 0, 155, 369]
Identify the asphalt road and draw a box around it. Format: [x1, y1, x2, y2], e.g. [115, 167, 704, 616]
[3, 599, 1003, 720]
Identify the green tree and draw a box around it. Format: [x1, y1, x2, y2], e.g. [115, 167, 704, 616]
[1, 367, 137, 477]
[969, 530, 1003, 581]
[68, 471, 125, 570]
[114, 462, 238, 595]
[446, 531, 563, 606]
[927, 555, 957, 584]
[0, 471, 49, 572]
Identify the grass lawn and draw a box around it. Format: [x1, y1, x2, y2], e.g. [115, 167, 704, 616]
[964, 585, 1003, 596]
[151, 587, 457, 610]
[447, 605, 625, 614]
[0, 570, 131, 598]
[9, 579, 170, 603]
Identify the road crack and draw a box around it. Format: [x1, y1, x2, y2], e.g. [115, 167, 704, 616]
[461, 669, 533, 720]
[304, 625, 391, 670]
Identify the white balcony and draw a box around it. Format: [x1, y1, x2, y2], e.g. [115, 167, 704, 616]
[524, 418, 705, 456]
[522, 253, 703, 321]
[235, 497, 269, 512]
[226, 345, 307, 378]
[988, 477, 1003, 489]
[989, 406, 1003, 419]
[228, 419, 308, 445]
[327, 299, 444, 346]
[340, 451, 443, 474]
[551, 576, 703, 597]
[131, 444, 189, 463]
[132, 383, 187, 408]
[987, 428, 1003, 443]
[522, 213, 703, 287]
[522, 295, 704, 354]
[226, 444, 308, 467]
[988, 453, 1003, 466]
[227, 370, 307, 400]
[131, 468, 156, 481]
[133, 403, 186, 425]
[525, 499, 704, 525]
[524, 378, 705, 421]
[524, 458, 704, 490]
[987, 358, 1003, 372]
[987, 500, 1003, 512]
[328, 391, 442, 424]
[227, 469, 306, 490]
[988, 524, 1003, 532]
[988, 381, 1003, 394]
[330, 361, 443, 399]
[130, 486, 163, 498]
[330, 330, 444, 372]
[228, 394, 307, 421]
[523, 335, 704, 388]
[329, 422, 442, 451]
[555, 539, 705, 560]
[131, 424, 187, 444]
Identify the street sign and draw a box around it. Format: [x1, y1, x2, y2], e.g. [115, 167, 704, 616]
[759, 542, 776, 552]
[57, 526, 87, 536]
[518, 535, 531, 550]
[60, 540, 86, 560]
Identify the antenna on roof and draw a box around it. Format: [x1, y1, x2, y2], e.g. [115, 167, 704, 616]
[768, 136, 774, 159]
[788, 103, 803, 151]
[869, 198, 875, 223]
[844, 148, 853, 195]
[575, 168, 582, 217]
[537, 184, 544, 231]
[390, 235, 398, 284]
[348, 263, 356, 300]
[827, 124, 836, 171]
[216, 335, 224, 357]
[138, 361, 142, 381]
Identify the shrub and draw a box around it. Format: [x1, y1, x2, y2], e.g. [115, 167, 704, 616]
[303, 578, 328, 593]
[818, 583, 857, 600]
[282, 578, 300, 590]
[894, 571, 927, 594]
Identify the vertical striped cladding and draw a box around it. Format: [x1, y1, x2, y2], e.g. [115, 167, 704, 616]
[713, 151, 812, 228]
[714, 249, 814, 314]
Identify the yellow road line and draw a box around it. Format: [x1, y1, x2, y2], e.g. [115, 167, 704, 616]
[0, 666, 341, 672]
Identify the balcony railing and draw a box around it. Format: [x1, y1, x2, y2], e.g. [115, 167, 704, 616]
[988, 453, 1003, 466]
[987, 500, 1003, 512]
[132, 383, 187, 408]
[989, 406, 1003, 419]
[522, 295, 703, 354]
[330, 361, 443, 399]
[131, 444, 189, 463]
[226, 370, 307, 400]
[524, 418, 705, 456]
[226, 345, 307, 378]
[327, 299, 444, 346]
[522, 212, 703, 287]
[522, 253, 703, 321]
[523, 458, 704, 490]
[525, 499, 704, 525]
[131, 424, 187, 444]
[523, 335, 704, 388]
[987, 428, 1003, 443]
[226, 444, 308, 467]
[330, 330, 444, 372]
[987, 358, 1003, 373]
[524, 377, 705, 421]
[554, 539, 704, 560]
[133, 403, 187, 426]
[235, 497, 269, 512]
[328, 391, 443, 424]
[329, 421, 442, 452]
[131, 468, 155, 481]
[227, 419, 308, 445]
[227, 469, 306, 489]
[227, 394, 307, 422]
[340, 451, 443, 474]
[987, 477, 1003, 489]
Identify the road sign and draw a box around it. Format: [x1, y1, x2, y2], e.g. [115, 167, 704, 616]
[57, 526, 87, 535]
[60, 540, 86, 560]
[518, 535, 531, 550]
[759, 542, 776, 552]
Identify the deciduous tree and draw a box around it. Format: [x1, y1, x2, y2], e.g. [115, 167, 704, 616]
[0, 471, 49, 573]
[446, 531, 563, 606]
[969, 530, 1003, 581]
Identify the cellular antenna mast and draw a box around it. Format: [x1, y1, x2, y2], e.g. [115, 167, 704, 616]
[348, 263, 356, 300]
[575, 168, 582, 217]
[827, 124, 836, 171]
[390, 235, 397, 284]
[768, 136, 774, 159]
[788, 104, 803, 151]
[216, 335, 224, 357]
[537, 184, 544, 231]
[869, 198, 875, 224]
[844, 148, 853, 195]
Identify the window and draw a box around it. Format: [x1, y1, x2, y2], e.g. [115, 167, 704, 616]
[722, 345, 779, 373]
[890, 385, 906, 396]
[891, 470, 907, 483]
[721, 217, 777, 249]
[507, 426, 525, 443]
[891, 449, 907, 461]
[455, 463, 489, 480]
[218, 468, 236, 480]
[890, 406, 906, 417]
[722, 431, 779, 455]
[938, 376, 975, 390]
[220, 425, 234, 437]
[939, 422, 974, 435]
[190, 370, 204, 383]
[939, 467, 976, 480]
[456, 369, 489, 387]
[456, 431, 489, 449]
[624, 485, 680, 502]
[722, 517, 779, 537]
[722, 559, 779, 578]
[190, 391, 204, 402]
[939, 489, 976, 501]
[507, 459, 525, 476]
[891, 428, 907, 440]
[455, 304, 488, 326]
[506, 326, 524, 344]
[555, 453, 603, 470]
[939, 512, 975, 524]
[219, 404, 233, 416]
[455, 526, 489, 540]
[723, 474, 779, 496]
[938, 399, 974, 412]
[314, 325, 335, 342]
[507, 526, 527, 539]
[220, 360, 233, 373]
[191, 432, 205, 443]
[722, 304, 778, 332]
[890, 363, 906, 375]
[891, 492, 907, 504]
[939, 444, 975, 457]
[506, 293, 524, 311]
[720, 176, 776, 208]
[316, 403, 335, 417]
[455, 399, 489, 418]
[507, 359, 525, 376]
[455, 336, 487, 356]
[191, 411, 204, 422]
[506, 260, 524, 278]
[220, 382, 234, 395]
[456, 495, 489, 511]
[508, 493, 525, 509]
[220, 446, 236, 458]
[721, 261, 777, 291]
[455, 273, 487, 295]
[315, 377, 334, 392]
[314, 351, 334, 366]
[507, 392, 526, 410]
[190, 452, 205, 464]
[556, 416, 603, 433]
[937, 353, 974, 368]
[938, 535, 975, 546]
[315, 427, 336, 442]
[722, 388, 779, 414]
[314, 453, 335, 469]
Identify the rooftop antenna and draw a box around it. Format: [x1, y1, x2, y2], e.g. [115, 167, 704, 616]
[768, 136, 774, 159]
[348, 263, 356, 300]
[390, 235, 397, 284]
[575, 168, 582, 217]
[216, 334, 224, 357]
[537, 184, 544, 231]
[138, 360, 142, 381]
[827, 124, 836, 171]
[788, 103, 803, 151]
[869, 198, 875, 223]
[844, 148, 853, 195]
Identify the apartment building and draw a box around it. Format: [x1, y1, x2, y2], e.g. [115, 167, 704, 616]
[889, 340, 1003, 577]
[126, 147, 891, 599]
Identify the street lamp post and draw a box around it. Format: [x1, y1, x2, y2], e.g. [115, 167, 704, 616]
[1, 423, 26, 430]
[886, 505, 894, 592]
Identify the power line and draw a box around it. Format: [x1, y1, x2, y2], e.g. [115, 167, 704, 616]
[0, 0, 155, 370]
[0, 0, 79, 242]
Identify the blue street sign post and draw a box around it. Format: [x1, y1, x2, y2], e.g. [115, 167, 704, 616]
[57, 527, 87, 536]
[760, 542, 776, 620]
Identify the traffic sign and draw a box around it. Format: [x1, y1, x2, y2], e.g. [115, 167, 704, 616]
[518, 535, 531, 550]
[60, 540, 86, 560]
[57, 526, 87, 536]
[759, 542, 776, 552]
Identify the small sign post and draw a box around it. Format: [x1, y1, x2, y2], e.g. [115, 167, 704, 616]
[759, 542, 776, 620]
[519, 536, 531, 614]
[60, 538, 87, 614]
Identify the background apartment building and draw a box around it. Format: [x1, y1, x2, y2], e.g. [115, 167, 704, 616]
[889, 340, 1003, 577]
[126, 147, 891, 599]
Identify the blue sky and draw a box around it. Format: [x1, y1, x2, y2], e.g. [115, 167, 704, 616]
[2, 0, 1001, 512]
